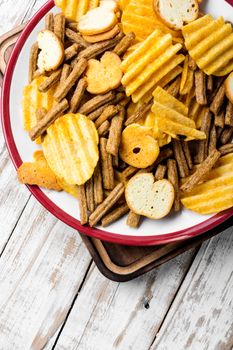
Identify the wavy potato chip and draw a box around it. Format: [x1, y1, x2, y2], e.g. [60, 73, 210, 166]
[22, 77, 57, 143]
[183, 15, 233, 76]
[55, 0, 99, 21]
[121, 30, 184, 102]
[121, 0, 182, 42]
[181, 154, 233, 214]
[33, 150, 79, 197]
[152, 87, 206, 140]
[42, 113, 99, 185]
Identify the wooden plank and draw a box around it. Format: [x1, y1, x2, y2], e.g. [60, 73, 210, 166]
[0, 134, 30, 253]
[0, 0, 37, 35]
[0, 197, 92, 350]
[0, 0, 47, 253]
[150, 226, 233, 350]
[51, 249, 197, 350]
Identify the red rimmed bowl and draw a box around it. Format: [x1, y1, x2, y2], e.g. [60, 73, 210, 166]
[1, 0, 233, 245]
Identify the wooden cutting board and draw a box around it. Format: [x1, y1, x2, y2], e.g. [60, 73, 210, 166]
[1, 24, 232, 282]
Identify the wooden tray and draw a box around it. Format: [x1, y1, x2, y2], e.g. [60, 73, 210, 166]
[1, 24, 232, 282]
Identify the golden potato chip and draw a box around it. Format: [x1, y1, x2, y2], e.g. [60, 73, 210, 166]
[181, 154, 233, 214]
[33, 150, 79, 197]
[179, 56, 194, 95]
[121, 0, 182, 42]
[55, 0, 99, 21]
[57, 177, 79, 198]
[152, 87, 206, 140]
[119, 124, 160, 168]
[42, 113, 99, 185]
[121, 30, 184, 102]
[119, 0, 130, 10]
[143, 111, 171, 147]
[22, 77, 57, 142]
[182, 15, 233, 76]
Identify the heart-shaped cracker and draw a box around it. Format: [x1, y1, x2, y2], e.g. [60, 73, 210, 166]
[86, 52, 123, 94]
[126, 173, 175, 219]
[37, 30, 64, 72]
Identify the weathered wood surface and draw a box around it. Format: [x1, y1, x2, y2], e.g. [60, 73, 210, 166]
[0, 1, 233, 349]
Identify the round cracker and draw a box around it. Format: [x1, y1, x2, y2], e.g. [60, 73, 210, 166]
[83, 25, 120, 43]
[78, 7, 118, 35]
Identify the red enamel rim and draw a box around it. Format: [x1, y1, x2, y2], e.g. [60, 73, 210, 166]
[1, 0, 233, 246]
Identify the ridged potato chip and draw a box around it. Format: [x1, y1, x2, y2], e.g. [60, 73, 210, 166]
[121, 29, 184, 102]
[183, 15, 233, 76]
[55, 0, 99, 21]
[22, 77, 57, 142]
[181, 154, 233, 214]
[121, 0, 182, 42]
[42, 113, 99, 185]
[152, 87, 206, 140]
[33, 150, 79, 197]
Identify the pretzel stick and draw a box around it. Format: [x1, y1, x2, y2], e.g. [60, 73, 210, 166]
[220, 127, 233, 145]
[78, 185, 88, 225]
[101, 203, 129, 227]
[65, 28, 90, 48]
[181, 140, 193, 170]
[208, 124, 217, 155]
[65, 43, 80, 61]
[225, 101, 233, 126]
[38, 69, 62, 93]
[172, 140, 189, 178]
[95, 105, 119, 128]
[215, 109, 225, 128]
[98, 120, 110, 137]
[167, 159, 181, 212]
[165, 76, 181, 98]
[210, 83, 225, 115]
[155, 164, 167, 180]
[93, 163, 104, 205]
[28, 43, 39, 83]
[69, 78, 87, 113]
[207, 75, 213, 93]
[79, 91, 115, 115]
[85, 177, 95, 213]
[196, 109, 212, 163]
[181, 149, 221, 193]
[89, 183, 125, 227]
[54, 13, 65, 43]
[195, 69, 207, 105]
[113, 32, 135, 56]
[106, 107, 125, 156]
[127, 211, 141, 228]
[219, 143, 233, 155]
[29, 99, 69, 141]
[100, 138, 115, 190]
[66, 21, 78, 31]
[36, 107, 47, 122]
[45, 13, 54, 31]
[54, 58, 88, 101]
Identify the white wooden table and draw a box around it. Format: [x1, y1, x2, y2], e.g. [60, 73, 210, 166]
[0, 1, 233, 349]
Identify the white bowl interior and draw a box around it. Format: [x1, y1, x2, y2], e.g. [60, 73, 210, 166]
[9, 0, 233, 237]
